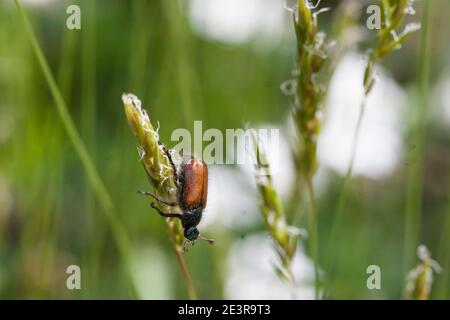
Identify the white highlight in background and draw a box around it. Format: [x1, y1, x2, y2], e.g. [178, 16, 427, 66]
[318, 52, 407, 179]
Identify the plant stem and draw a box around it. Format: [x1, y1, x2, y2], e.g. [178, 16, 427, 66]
[437, 193, 450, 298]
[345, 97, 368, 183]
[128, 0, 151, 97]
[287, 162, 306, 227]
[404, 0, 430, 275]
[166, 220, 197, 300]
[325, 96, 367, 293]
[306, 177, 319, 299]
[174, 247, 197, 300]
[14, 0, 138, 298]
[81, 0, 102, 296]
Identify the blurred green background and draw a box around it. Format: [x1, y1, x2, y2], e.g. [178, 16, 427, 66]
[0, 0, 449, 299]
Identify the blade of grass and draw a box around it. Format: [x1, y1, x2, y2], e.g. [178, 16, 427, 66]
[54, 2, 78, 298]
[168, 227, 197, 300]
[80, 0, 103, 298]
[14, 0, 138, 298]
[437, 189, 450, 298]
[162, 0, 197, 127]
[128, 0, 151, 97]
[57, 23, 77, 99]
[404, 0, 430, 274]
[325, 97, 367, 294]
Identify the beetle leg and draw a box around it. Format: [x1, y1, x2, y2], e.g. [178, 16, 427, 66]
[182, 240, 193, 253]
[138, 191, 178, 206]
[159, 142, 180, 189]
[150, 202, 182, 219]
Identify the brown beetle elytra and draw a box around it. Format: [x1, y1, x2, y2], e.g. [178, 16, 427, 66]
[179, 156, 208, 213]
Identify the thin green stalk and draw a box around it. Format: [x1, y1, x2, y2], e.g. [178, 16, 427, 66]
[306, 177, 319, 299]
[14, 0, 138, 298]
[175, 251, 197, 300]
[168, 230, 197, 300]
[38, 121, 62, 298]
[325, 97, 367, 292]
[128, 0, 151, 97]
[57, 22, 77, 99]
[40, 4, 79, 297]
[80, 0, 102, 297]
[325, 0, 421, 295]
[287, 177, 305, 227]
[55, 5, 78, 297]
[81, 0, 97, 156]
[437, 193, 450, 298]
[162, 0, 197, 127]
[344, 97, 368, 184]
[404, 0, 430, 274]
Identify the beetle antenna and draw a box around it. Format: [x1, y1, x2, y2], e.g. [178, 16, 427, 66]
[199, 235, 215, 245]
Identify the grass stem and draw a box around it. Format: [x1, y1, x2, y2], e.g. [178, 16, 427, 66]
[172, 238, 197, 300]
[437, 195, 450, 298]
[404, 0, 430, 275]
[325, 97, 367, 293]
[306, 177, 319, 299]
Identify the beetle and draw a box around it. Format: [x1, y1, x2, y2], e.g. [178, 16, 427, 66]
[139, 144, 214, 251]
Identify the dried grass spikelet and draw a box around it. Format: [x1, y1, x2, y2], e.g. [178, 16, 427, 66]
[253, 136, 306, 286]
[122, 93, 184, 251]
[364, 0, 421, 94]
[287, 0, 331, 179]
[404, 245, 441, 300]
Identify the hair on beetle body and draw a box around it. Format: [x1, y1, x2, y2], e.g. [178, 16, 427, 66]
[139, 143, 214, 252]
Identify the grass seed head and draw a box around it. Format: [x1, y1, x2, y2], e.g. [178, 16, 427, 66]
[122, 93, 185, 250]
[365, 0, 420, 93]
[290, 0, 332, 178]
[253, 136, 305, 280]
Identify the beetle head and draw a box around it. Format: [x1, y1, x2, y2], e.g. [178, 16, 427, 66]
[184, 227, 199, 241]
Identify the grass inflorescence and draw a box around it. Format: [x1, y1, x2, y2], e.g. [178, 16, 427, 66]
[290, 0, 330, 179]
[122, 93, 197, 300]
[285, 0, 337, 299]
[252, 137, 305, 298]
[345, 0, 421, 187]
